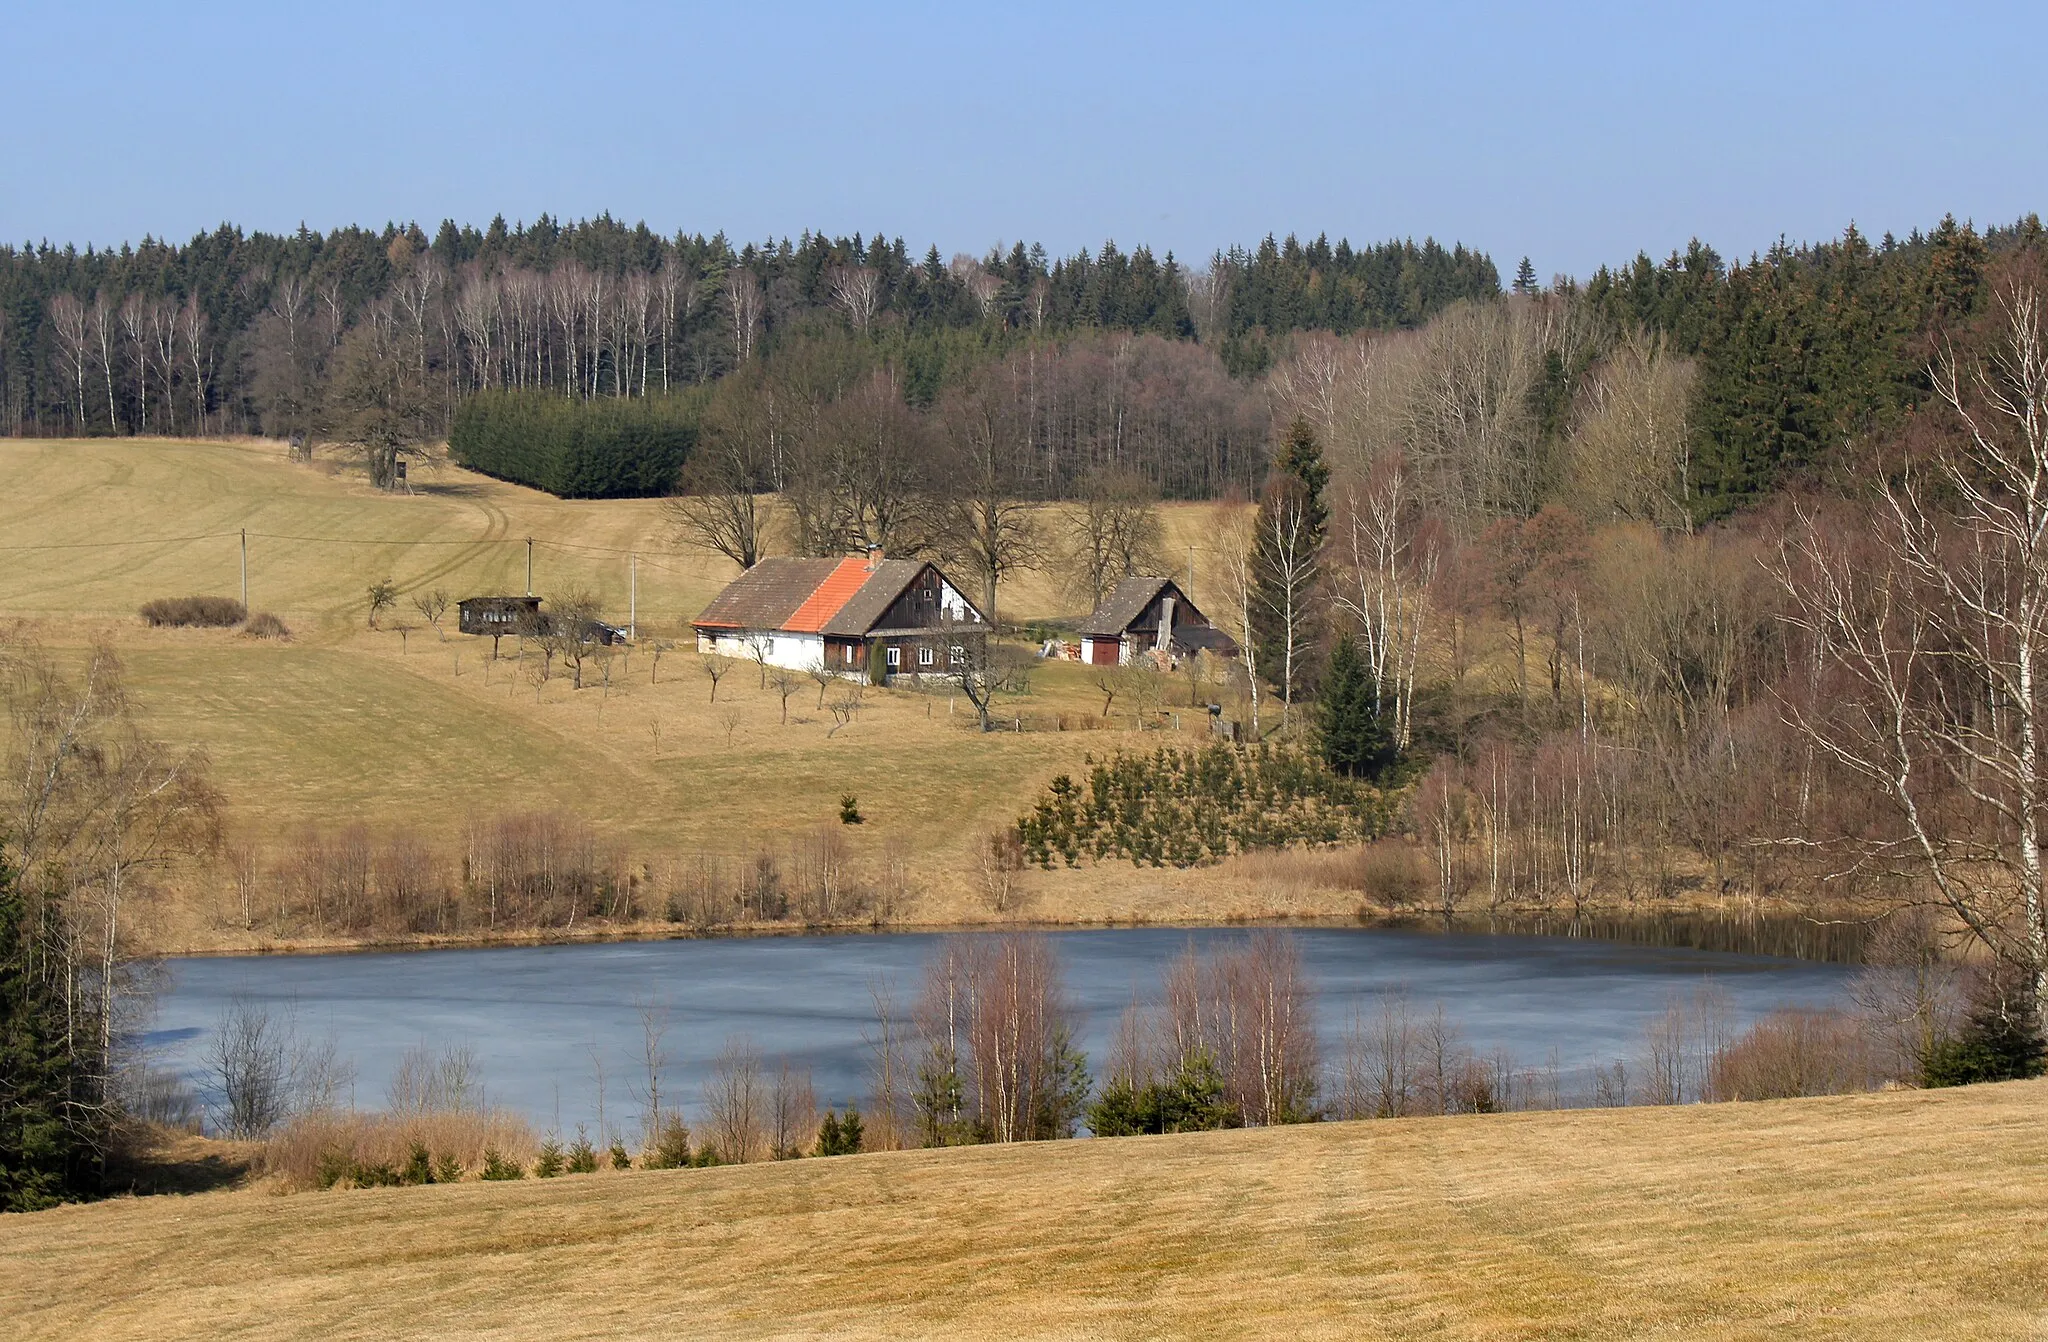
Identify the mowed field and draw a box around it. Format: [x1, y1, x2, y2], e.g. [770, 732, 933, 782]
[6, 1080, 2045, 1340]
[0, 439, 1303, 939]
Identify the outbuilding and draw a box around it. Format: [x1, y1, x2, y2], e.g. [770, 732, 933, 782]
[1075, 576, 1238, 668]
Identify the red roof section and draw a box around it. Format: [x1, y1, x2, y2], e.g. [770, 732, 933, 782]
[781, 557, 871, 633]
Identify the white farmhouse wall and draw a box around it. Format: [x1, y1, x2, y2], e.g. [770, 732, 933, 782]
[699, 629, 826, 671]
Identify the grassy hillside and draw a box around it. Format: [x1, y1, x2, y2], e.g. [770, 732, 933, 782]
[6, 1081, 2043, 1339]
[3, 439, 1350, 946]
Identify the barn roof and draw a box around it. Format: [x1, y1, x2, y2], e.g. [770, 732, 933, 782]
[692, 558, 844, 630]
[1077, 576, 1187, 637]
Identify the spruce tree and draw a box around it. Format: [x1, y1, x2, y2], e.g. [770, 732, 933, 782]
[1513, 256, 1538, 294]
[1318, 634, 1393, 780]
[1249, 419, 1329, 716]
[0, 849, 88, 1212]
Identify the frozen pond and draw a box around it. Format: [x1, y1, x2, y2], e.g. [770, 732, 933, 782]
[146, 925, 1858, 1135]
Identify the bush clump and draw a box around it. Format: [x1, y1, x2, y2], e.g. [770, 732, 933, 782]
[139, 595, 247, 628]
[640, 1115, 694, 1170]
[480, 1146, 525, 1181]
[243, 611, 291, 639]
[565, 1130, 599, 1174]
[1923, 967, 2048, 1087]
[814, 1107, 865, 1156]
[450, 388, 702, 498]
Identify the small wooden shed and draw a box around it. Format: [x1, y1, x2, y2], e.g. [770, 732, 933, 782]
[458, 595, 542, 638]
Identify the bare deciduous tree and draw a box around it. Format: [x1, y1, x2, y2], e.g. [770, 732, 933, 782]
[705, 1035, 766, 1163]
[1775, 282, 2048, 1013]
[828, 265, 882, 336]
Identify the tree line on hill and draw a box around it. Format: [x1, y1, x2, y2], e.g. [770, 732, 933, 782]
[11, 209, 2037, 525]
[0, 216, 1494, 444]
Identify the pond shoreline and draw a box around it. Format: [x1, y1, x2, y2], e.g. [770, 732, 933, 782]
[159, 900, 1875, 964]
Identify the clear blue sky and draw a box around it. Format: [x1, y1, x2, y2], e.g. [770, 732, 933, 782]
[6, 1, 2042, 279]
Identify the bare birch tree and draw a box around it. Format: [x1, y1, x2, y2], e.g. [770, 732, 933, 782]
[1774, 282, 2048, 1014]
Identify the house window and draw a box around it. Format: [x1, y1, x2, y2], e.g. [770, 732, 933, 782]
[950, 645, 964, 666]
[844, 644, 858, 665]
[918, 646, 934, 667]
[886, 646, 901, 669]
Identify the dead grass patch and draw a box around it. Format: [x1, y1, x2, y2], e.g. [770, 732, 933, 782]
[3, 1080, 2045, 1339]
[262, 1109, 540, 1190]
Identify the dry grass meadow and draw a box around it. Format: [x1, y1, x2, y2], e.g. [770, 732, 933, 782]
[4, 1079, 2044, 1339]
[1, 437, 1380, 948]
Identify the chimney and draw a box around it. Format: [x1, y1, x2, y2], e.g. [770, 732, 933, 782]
[866, 544, 884, 571]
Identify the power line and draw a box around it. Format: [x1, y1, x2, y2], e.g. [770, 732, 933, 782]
[0, 531, 240, 551]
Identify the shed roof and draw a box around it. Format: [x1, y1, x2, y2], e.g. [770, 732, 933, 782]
[1076, 576, 1189, 637]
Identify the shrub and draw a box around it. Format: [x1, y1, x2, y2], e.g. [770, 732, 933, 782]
[400, 1142, 435, 1185]
[244, 611, 291, 639]
[565, 1129, 598, 1174]
[1087, 1051, 1239, 1137]
[814, 1107, 865, 1156]
[641, 1114, 693, 1170]
[1707, 1007, 1875, 1101]
[264, 1107, 536, 1191]
[450, 388, 702, 498]
[533, 1137, 565, 1178]
[609, 1139, 632, 1171]
[480, 1146, 525, 1181]
[139, 595, 246, 628]
[839, 795, 864, 825]
[1922, 968, 2048, 1087]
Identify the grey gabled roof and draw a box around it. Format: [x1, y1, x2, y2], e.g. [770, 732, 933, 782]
[1076, 576, 1185, 637]
[692, 557, 843, 630]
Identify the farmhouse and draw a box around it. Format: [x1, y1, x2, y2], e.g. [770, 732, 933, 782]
[1075, 576, 1238, 668]
[693, 549, 989, 678]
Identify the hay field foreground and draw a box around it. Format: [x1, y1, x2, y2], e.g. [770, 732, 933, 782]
[6, 1081, 2045, 1340]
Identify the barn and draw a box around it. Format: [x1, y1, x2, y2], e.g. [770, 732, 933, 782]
[693, 548, 990, 679]
[1075, 577, 1238, 668]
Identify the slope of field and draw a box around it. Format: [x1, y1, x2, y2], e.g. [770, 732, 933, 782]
[3, 439, 1334, 944]
[6, 1081, 2044, 1339]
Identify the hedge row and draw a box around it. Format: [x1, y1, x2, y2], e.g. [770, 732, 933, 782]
[449, 390, 703, 498]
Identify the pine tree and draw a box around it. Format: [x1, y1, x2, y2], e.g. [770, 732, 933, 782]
[1249, 419, 1329, 719]
[1513, 256, 1538, 294]
[1318, 634, 1393, 779]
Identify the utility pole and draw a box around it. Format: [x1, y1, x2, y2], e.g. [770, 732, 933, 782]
[1187, 544, 1195, 599]
[525, 537, 533, 597]
[629, 552, 638, 642]
[240, 529, 248, 610]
